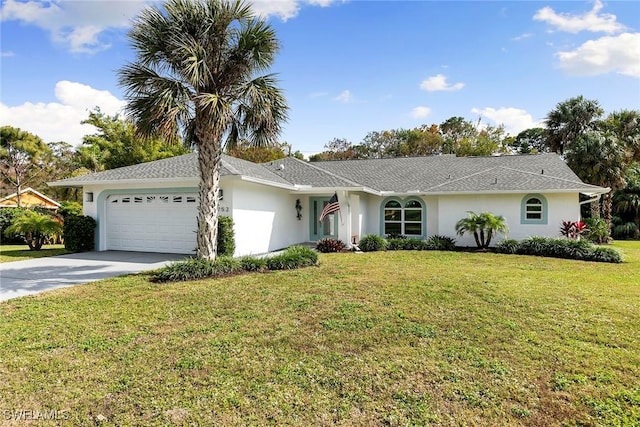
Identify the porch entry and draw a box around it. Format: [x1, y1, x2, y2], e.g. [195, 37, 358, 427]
[309, 196, 339, 241]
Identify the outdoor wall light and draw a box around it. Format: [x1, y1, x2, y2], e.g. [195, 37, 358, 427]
[295, 199, 303, 220]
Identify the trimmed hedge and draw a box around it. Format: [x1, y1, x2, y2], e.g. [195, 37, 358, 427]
[63, 215, 96, 252]
[151, 245, 319, 283]
[495, 237, 622, 263]
[217, 216, 235, 257]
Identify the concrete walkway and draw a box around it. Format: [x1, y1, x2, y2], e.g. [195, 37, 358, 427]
[0, 251, 186, 302]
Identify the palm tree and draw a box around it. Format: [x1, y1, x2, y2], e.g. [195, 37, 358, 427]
[565, 131, 626, 231]
[118, 0, 287, 260]
[544, 96, 603, 154]
[455, 211, 508, 249]
[5, 210, 62, 251]
[480, 212, 509, 247]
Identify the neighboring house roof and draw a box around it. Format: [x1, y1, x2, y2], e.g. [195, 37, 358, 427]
[0, 187, 61, 209]
[49, 152, 608, 195]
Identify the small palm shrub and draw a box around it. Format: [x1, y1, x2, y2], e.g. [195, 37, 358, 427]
[425, 235, 457, 251]
[5, 210, 63, 250]
[495, 239, 520, 254]
[316, 238, 346, 253]
[584, 217, 610, 244]
[358, 235, 387, 252]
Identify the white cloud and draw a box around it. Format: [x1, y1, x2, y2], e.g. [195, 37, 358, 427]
[556, 32, 640, 78]
[511, 33, 533, 41]
[420, 74, 464, 92]
[471, 107, 542, 135]
[411, 106, 431, 119]
[0, 81, 125, 146]
[0, 0, 150, 53]
[533, 0, 625, 34]
[1, 51, 15, 57]
[250, 0, 300, 21]
[333, 90, 353, 103]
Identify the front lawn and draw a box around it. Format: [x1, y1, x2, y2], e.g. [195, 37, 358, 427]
[0, 242, 638, 425]
[0, 244, 66, 263]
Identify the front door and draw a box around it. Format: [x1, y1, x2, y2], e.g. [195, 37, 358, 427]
[309, 197, 338, 241]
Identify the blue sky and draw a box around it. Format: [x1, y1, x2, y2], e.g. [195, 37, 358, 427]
[1, 0, 639, 157]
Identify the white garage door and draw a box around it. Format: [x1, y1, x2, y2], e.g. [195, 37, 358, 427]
[105, 193, 198, 254]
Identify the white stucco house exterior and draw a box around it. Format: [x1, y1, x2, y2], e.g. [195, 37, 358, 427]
[49, 153, 608, 256]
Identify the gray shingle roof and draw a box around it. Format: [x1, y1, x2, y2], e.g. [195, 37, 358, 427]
[50, 152, 606, 194]
[312, 153, 603, 193]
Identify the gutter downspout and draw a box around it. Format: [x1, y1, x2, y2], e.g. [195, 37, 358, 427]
[579, 194, 602, 206]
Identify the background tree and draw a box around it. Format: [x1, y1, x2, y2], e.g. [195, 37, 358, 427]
[512, 127, 547, 154]
[565, 131, 626, 231]
[77, 109, 189, 171]
[0, 126, 52, 206]
[227, 140, 289, 163]
[119, 0, 288, 260]
[544, 95, 603, 154]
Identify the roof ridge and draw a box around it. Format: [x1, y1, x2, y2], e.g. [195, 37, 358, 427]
[295, 158, 365, 188]
[497, 165, 602, 187]
[424, 166, 501, 191]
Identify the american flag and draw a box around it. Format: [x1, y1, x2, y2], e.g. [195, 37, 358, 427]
[319, 192, 340, 222]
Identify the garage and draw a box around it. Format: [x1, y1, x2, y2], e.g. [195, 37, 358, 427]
[105, 193, 198, 254]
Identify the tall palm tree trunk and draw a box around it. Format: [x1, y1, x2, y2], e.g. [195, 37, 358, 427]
[590, 200, 600, 219]
[196, 122, 223, 260]
[602, 191, 614, 233]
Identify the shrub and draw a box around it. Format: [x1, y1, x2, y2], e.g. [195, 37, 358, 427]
[425, 235, 457, 251]
[403, 238, 426, 250]
[512, 236, 621, 263]
[559, 220, 588, 239]
[386, 238, 407, 251]
[495, 239, 520, 254]
[239, 256, 267, 272]
[585, 246, 622, 263]
[316, 238, 346, 253]
[0, 207, 27, 243]
[358, 234, 387, 252]
[584, 217, 610, 244]
[151, 256, 242, 283]
[517, 236, 552, 257]
[217, 216, 235, 257]
[63, 215, 96, 252]
[266, 245, 318, 270]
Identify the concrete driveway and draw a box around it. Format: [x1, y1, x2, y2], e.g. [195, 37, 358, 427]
[0, 251, 186, 302]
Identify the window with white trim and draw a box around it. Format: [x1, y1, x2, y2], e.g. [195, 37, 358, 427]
[521, 194, 548, 224]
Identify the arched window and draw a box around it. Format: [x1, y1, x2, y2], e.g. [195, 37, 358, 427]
[521, 194, 547, 224]
[381, 198, 425, 237]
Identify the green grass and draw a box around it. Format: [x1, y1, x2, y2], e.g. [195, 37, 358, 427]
[0, 244, 66, 263]
[0, 242, 638, 426]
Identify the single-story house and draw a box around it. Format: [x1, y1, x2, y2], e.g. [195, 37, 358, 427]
[49, 153, 608, 256]
[0, 187, 61, 210]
